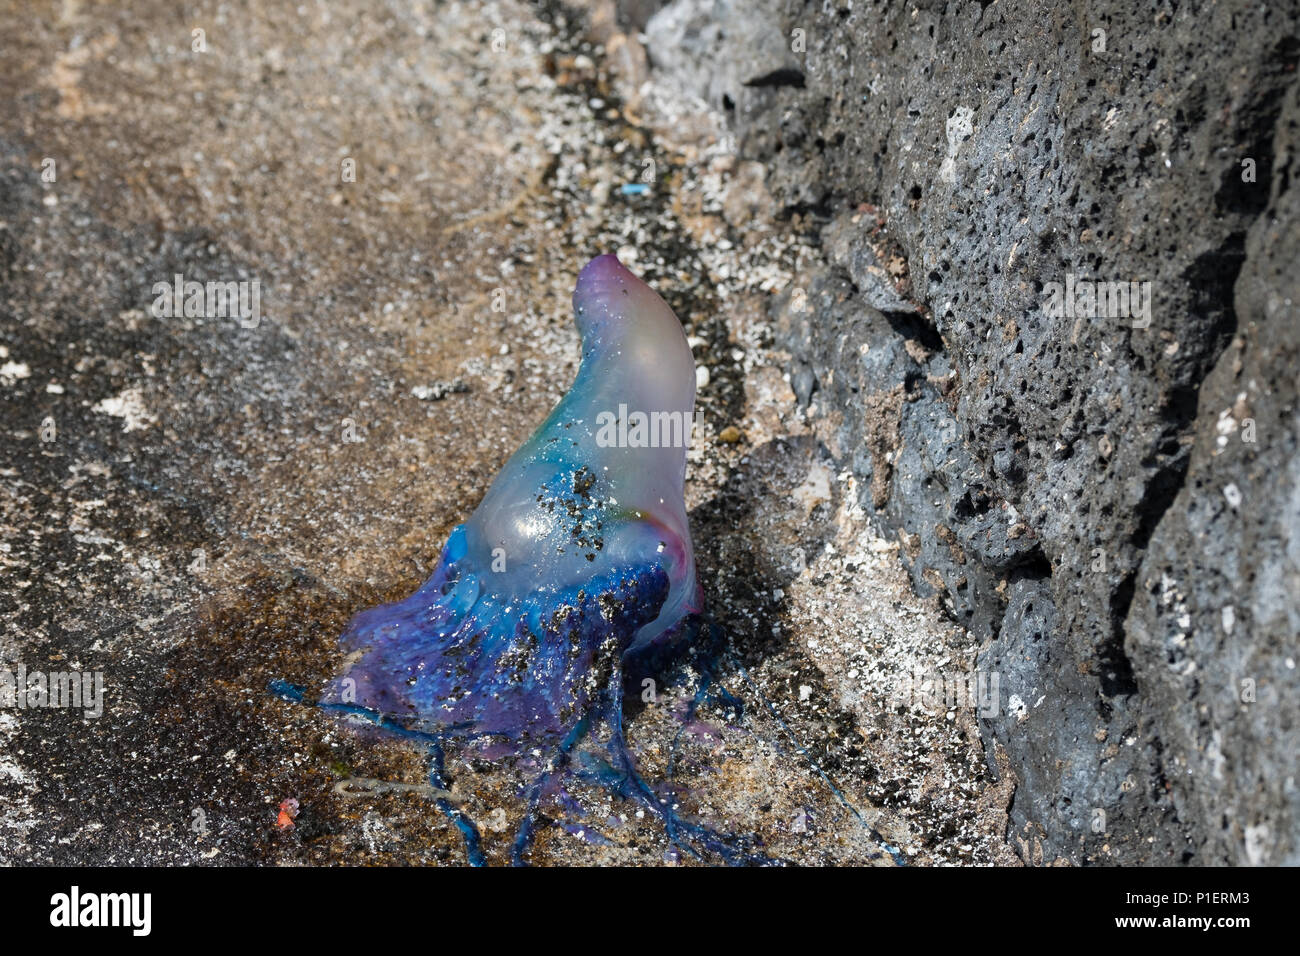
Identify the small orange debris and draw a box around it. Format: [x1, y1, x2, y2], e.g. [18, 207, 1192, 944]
[276, 797, 300, 830]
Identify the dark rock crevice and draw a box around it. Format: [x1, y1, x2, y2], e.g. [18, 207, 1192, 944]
[640, 0, 1300, 863]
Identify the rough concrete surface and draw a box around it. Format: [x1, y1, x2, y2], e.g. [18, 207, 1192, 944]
[0, 0, 1012, 865]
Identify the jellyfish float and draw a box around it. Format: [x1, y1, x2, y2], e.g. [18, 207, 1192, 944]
[275, 254, 762, 864]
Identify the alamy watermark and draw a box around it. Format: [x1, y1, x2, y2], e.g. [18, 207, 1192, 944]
[894, 665, 1001, 718]
[50, 886, 150, 936]
[151, 273, 261, 328]
[1, 664, 104, 719]
[1043, 274, 1152, 329]
[594, 404, 705, 448]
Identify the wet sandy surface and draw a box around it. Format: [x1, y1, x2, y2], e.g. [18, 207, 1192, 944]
[0, 0, 1013, 864]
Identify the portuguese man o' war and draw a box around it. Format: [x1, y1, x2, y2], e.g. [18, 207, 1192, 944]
[276, 254, 766, 864]
[337, 252, 704, 736]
